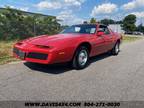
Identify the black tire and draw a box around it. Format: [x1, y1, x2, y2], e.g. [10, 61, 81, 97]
[72, 46, 89, 69]
[111, 42, 120, 55]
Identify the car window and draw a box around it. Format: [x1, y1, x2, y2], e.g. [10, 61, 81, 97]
[85, 28, 96, 34]
[61, 25, 96, 34]
[104, 27, 110, 34]
[99, 25, 110, 35]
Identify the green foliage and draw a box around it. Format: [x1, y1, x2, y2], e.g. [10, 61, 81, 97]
[90, 18, 96, 24]
[121, 14, 136, 32]
[100, 19, 122, 25]
[100, 19, 115, 25]
[136, 24, 144, 33]
[0, 7, 61, 40]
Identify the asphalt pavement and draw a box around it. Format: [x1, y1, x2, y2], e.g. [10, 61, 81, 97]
[0, 39, 144, 101]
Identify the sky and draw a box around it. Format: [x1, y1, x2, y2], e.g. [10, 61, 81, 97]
[0, 0, 144, 25]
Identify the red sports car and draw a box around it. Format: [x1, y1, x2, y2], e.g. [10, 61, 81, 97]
[13, 24, 122, 69]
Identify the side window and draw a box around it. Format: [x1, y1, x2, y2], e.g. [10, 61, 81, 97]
[104, 27, 110, 34]
[99, 25, 105, 32]
[85, 28, 96, 34]
[99, 25, 110, 35]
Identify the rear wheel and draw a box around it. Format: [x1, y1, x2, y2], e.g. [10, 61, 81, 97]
[111, 42, 120, 55]
[72, 46, 89, 69]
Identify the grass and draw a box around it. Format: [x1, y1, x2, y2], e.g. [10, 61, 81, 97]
[0, 40, 19, 65]
[0, 35, 143, 65]
[122, 35, 143, 43]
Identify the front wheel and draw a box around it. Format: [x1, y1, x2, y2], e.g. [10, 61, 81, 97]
[72, 46, 89, 69]
[111, 42, 120, 55]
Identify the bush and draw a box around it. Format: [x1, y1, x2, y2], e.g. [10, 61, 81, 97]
[0, 7, 61, 41]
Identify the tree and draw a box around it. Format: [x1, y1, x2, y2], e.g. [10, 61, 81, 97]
[100, 19, 115, 25]
[90, 18, 96, 23]
[121, 14, 136, 32]
[0, 7, 61, 40]
[115, 21, 123, 24]
[137, 24, 144, 33]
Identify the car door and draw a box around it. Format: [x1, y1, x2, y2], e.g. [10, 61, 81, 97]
[99, 25, 115, 52]
[91, 35, 106, 56]
[90, 27, 106, 56]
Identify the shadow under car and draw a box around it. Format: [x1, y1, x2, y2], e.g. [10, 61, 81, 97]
[24, 52, 111, 74]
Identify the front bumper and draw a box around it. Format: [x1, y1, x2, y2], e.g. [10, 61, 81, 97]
[13, 44, 56, 64]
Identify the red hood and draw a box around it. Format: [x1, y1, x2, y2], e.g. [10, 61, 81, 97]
[23, 34, 87, 46]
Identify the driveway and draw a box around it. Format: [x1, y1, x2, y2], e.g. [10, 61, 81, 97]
[0, 39, 144, 101]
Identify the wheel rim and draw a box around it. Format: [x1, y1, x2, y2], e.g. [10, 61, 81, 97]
[115, 43, 119, 53]
[78, 50, 88, 66]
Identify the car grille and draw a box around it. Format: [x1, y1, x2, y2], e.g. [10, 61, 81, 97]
[27, 52, 48, 60]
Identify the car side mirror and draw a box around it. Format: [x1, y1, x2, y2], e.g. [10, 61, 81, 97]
[97, 31, 104, 36]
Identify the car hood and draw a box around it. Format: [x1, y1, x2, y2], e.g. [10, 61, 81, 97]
[23, 34, 84, 46]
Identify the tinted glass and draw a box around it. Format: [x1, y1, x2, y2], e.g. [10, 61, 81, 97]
[99, 25, 110, 34]
[61, 25, 96, 34]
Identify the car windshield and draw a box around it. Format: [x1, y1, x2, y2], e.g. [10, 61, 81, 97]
[61, 25, 96, 34]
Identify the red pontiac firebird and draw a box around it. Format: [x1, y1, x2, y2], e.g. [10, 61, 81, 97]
[13, 24, 122, 69]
